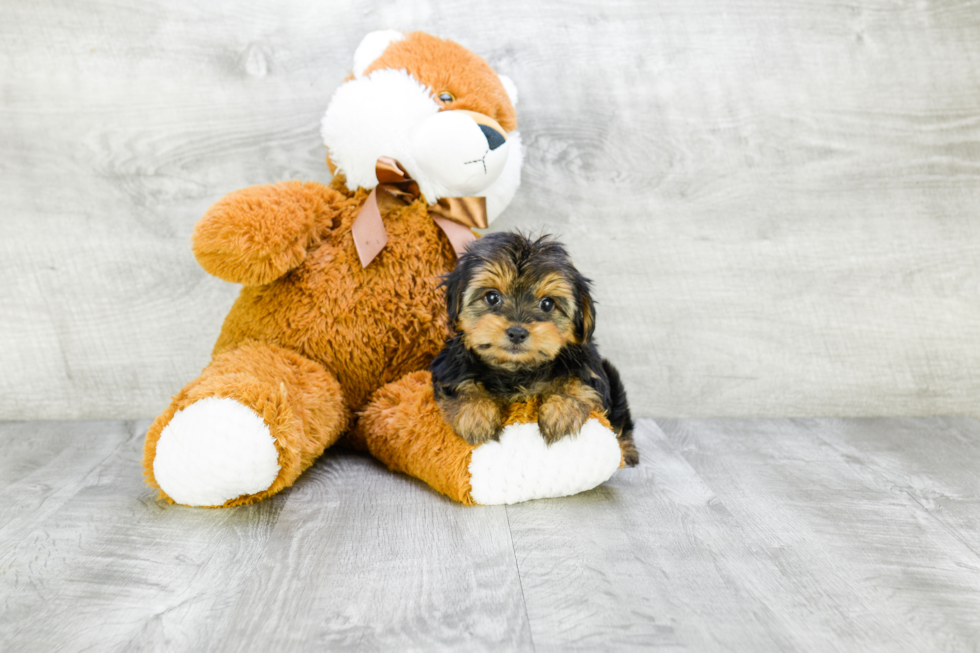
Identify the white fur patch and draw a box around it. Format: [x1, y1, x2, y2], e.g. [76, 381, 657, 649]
[153, 397, 281, 507]
[484, 130, 522, 223]
[352, 30, 404, 78]
[320, 68, 523, 222]
[498, 74, 518, 107]
[468, 418, 622, 505]
[408, 111, 512, 198]
[321, 68, 439, 192]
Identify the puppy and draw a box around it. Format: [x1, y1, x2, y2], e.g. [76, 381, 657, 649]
[430, 232, 639, 466]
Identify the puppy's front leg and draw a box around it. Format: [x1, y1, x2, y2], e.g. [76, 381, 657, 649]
[436, 381, 504, 445]
[538, 378, 603, 445]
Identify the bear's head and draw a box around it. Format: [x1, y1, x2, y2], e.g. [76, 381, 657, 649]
[321, 30, 522, 224]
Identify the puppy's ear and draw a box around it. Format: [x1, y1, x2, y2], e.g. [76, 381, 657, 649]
[574, 277, 596, 343]
[443, 267, 467, 329]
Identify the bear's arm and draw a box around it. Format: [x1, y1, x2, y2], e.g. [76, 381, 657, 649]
[192, 181, 345, 286]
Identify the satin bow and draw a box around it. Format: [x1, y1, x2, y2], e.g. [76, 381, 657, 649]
[351, 156, 488, 268]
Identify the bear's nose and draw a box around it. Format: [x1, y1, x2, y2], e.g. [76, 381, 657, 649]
[506, 326, 529, 344]
[479, 124, 506, 151]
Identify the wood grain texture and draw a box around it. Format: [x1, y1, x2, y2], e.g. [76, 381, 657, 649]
[203, 461, 533, 652]
[3, 0, 980, 419]
[4, 417, 980, 651]
[507, 422, 802, 651]
[0, 420, 532, 653]
[656, 417, 980, 652]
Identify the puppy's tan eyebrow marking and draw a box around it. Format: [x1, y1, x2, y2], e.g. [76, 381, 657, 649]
[465, 261, 516, 305]
[533, 272, 574, 300]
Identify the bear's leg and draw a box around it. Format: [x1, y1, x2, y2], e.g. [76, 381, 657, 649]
[354, 371, 625, 506]
[143, 341, 348, 507]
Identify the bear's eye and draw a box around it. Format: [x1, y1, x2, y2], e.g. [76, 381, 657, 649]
[484, 290, 501, 307]
[539, 297, 555, 313]
[438, 91, 455, 103]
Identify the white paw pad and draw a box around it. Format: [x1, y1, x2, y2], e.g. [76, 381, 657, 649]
[153, 397, 281, 507]
[468, 418, 622, 505]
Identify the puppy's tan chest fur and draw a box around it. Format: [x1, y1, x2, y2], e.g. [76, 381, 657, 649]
[437, 376, 604, 446]
[484, 376, 602, 406]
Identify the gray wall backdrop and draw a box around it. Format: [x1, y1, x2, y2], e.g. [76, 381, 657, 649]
[2, 0, 980, 420]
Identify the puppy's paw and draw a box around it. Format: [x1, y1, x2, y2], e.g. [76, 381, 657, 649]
[441, 396, 504, 446]
[454, 402, 504, 445]
[620, 435, 640, 466]
[538, 393, 592, 445]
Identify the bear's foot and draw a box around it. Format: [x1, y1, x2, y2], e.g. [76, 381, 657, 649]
[467, 419, 622, 505]
[355, 371, 626, 505]
[153, 397, 281, 507]
[143, 341, 349, 507]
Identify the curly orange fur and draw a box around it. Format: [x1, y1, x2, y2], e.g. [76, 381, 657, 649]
[209, 178, 457, 414]
[355, 371, 622, 505]
[144, 177, 460, 503]
[143, 341, 349, 507]
[144, 31, 521, 506]
[363, 32, 517, 132]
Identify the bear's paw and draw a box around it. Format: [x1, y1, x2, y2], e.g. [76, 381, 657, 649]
[468, 418, 622, 505]
[153, 397, 281, 507]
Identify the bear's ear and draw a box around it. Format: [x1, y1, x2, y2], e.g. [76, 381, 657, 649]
[498, 74, 518, 107]
[352, 30, 405, 78]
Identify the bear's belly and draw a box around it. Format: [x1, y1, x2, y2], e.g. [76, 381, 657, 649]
[213, 211, 457, 411]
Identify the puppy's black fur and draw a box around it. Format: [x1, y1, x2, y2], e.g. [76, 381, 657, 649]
[430, 232, 638, 465]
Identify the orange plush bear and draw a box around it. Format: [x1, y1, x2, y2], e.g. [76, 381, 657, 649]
[143, 31, 625, 507]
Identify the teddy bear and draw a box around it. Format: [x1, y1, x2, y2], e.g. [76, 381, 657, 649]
[142, 30, 626, 507]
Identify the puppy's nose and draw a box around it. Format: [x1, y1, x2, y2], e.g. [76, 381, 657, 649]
[479, 124, 506, 151]
[506, 326, 529, 344]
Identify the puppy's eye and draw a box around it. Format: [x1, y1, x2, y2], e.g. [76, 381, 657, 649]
[484, 290, 502, 307]
[539, 297, 555, 313]
[438, 91, 455, 103]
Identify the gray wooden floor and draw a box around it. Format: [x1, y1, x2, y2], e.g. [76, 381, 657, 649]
[1, 417, 978, 652]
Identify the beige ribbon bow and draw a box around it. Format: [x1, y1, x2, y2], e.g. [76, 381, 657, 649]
[351, 156, 488, 268]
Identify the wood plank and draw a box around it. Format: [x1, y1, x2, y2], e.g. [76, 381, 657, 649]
[3, 417, 980, 650]
[0, 420, 287, 651]
[506, 419, 805, 651]
[0, 421, 532, 652]
[0, 420, 136, 531]
[798, 416, 980, 556]
[657, 416, 980, 652]
[4, 0, 980, 419]
[0, 420, 126, 492]
[205, 460, 533, 652]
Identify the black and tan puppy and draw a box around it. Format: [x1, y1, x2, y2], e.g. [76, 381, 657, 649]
[430, 232, 639, 466]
